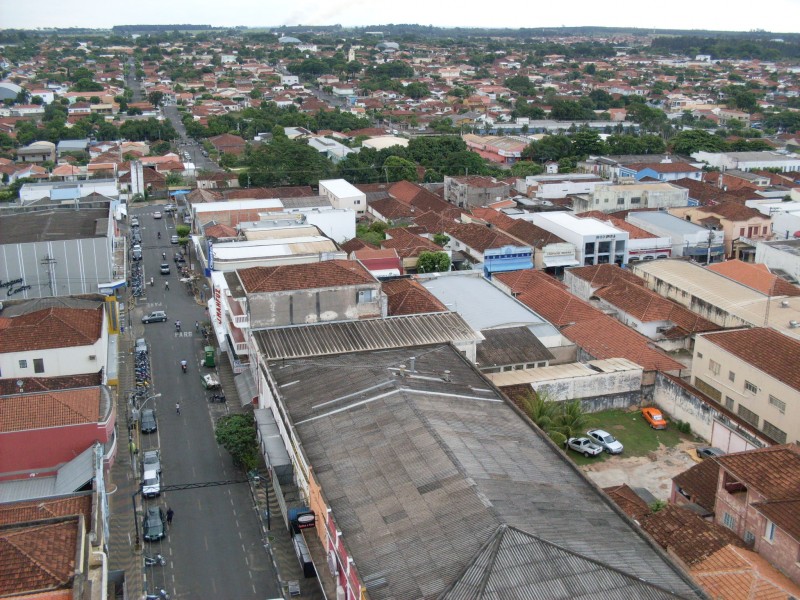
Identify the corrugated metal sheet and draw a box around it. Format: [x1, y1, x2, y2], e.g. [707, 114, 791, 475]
[255, 312, 479, 360]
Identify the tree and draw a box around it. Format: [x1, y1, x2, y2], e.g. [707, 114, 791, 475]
[165, 172, 184, 186]
[433, 233, 450, 247]
[510, 162, 545, 177]
[416, 251, 451, 273]
[404, 82, 429, 100]
[571, 130, 606, 157]
[670, 129, 727, 155]
[147, 91, 165, 107]
[523, 135, 573, 163]
[215, 413, 258, 470]
[551, 400, 590, 440]
[383, 155, 418, 182]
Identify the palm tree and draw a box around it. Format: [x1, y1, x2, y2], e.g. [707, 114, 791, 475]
[519, 391, 558, 433]
[552, 400, 591, 440]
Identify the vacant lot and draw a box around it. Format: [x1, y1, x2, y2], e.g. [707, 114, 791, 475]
[563, 408, 698, 500]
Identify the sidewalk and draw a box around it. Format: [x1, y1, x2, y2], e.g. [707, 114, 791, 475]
[216, 354, 325, 600]
[107, 327, 144, 599]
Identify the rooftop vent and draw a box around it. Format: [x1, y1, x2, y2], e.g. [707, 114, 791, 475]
[781, 300, 790, 308]
[789, 320, 799, 328]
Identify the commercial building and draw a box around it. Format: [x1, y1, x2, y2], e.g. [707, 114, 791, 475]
[318, 179, 367, 215]
[522, 212, 629, 266]
[692, 151, 800, 173]
[627, 210, 724, 264]
[573, 182, 689, 214]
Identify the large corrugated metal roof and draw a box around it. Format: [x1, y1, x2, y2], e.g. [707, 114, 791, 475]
[254, 313, 481, 360]
[270, 345, 701, 599]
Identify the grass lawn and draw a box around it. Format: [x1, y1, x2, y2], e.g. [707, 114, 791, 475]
[567, 408, 688, 466]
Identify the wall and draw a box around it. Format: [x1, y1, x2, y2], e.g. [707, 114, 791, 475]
[528, 364, 643, 406]
[303, 209, 356, 244]
[692, 335, 798, 444]
[248, 285, 383, 328]
[755, 239, 800, 283]
[0, 336, 108, 380]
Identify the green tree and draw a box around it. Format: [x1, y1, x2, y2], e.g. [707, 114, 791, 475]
[552, 400, 590, 440]
[510, 162, 545, 177]
[670, 129, 727, 155]
[571, 130, 606, 157]
[147, 91, 165, 107]
[215, 413, 259, 471]
[523, 135, 573, 163]
[416, 251, 451, 273]
[383, 155, 418, 182]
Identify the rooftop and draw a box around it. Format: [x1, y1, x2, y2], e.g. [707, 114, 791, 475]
[0, 306, 103, 352]
[269, 344, 699, 599]
[237, 259, 376, 293]
[531, 212, 624, 236]
[0, 207, 110, 244]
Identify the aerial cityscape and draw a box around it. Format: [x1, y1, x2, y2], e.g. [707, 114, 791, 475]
[0, 18, 799, 600]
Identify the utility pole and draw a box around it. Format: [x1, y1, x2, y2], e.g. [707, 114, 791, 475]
[41, 255, 57, 296]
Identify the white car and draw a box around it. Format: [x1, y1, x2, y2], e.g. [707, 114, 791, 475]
[153, 211, 162, 219]
[565, 437, 604, 457]
[142, 469, 161, 498]
[587, 429, 624, 454]
[142, 449, 161, 474]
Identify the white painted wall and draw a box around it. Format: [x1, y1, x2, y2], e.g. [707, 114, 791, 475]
[0, 336, 108, 380]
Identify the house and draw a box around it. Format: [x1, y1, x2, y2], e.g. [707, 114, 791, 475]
[573, 182, 689, 214]
[16, 140, 56, 163]
[381, 227, 444, 272]
[318, 179, 366, 215]
[233, 260, 384, 328]
[618, 161, 703, 183]
[691, 328, 800, 445]
[208, 133, 247, 155]
[351, 247, 403, 278]
[444, 222, 533, 277]
[443, 175, 512, 208]
[672, 445, 800, 586]
[0, 304, 108, 381]
[0, 386, 116, 476]
[669, 201, 772, 259]
[381, 277, 447, 316]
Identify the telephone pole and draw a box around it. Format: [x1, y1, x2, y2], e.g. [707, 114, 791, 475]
[41, 255, 57, 297]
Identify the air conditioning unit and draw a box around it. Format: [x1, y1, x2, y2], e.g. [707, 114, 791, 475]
[89, 355, 97, 360]
[781, 300, 790, 308]
[789, 321, 799, 329]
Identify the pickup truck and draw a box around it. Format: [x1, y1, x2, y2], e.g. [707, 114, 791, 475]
[565, 437, 603, 458]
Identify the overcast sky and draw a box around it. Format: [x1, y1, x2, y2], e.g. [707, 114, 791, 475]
[3, 0, 800, 34]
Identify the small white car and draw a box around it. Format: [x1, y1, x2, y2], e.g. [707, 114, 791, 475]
[565, 437, 604, 457]
[142, 469, 161, 498]
[587, 429, 624, 454]
[153, 211, 162, 219]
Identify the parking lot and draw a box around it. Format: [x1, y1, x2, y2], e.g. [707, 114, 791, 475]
[562, 409, 702, 500]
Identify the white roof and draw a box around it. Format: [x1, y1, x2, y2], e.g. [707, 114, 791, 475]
[319, 178, 363, 197]
[212, 236, 337, 260]
[537, 212, 623, 236]
[194, 199, 283, 213]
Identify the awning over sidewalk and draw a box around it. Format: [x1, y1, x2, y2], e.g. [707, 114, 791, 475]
[234, 369, 257, 407]
[543, 257, 580, 267]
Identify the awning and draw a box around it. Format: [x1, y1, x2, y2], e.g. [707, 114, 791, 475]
[543, 257, 580, 267]
[98, 279, 128, 294]
[234, 369, 257, 407]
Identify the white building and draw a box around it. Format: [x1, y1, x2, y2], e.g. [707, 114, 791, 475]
[20, 179, 119, 204]
[692, 151, 800, 173]
[626, 211, 725, 264]
[517, 173, 609, 199]
[573, 182, 689, 214]
[520, 212, 629, 266]
[280, 75, 299, 86]
[754, 238, 800, 283]
[318, 179, 366, 215]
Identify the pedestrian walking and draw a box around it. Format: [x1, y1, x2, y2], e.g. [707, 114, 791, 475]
[195, 321, 200, 332]
[176, 402, 181, 415]
[164, 281, 169, 291]
[166, 507, 174, 525]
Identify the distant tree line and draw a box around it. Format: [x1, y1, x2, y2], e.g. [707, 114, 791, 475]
[649, 36, 800, 60]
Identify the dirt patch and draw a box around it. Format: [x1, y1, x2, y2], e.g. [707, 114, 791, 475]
[580, 438, 699, 500]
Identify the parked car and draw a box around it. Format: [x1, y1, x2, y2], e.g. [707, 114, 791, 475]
[130, 217, 139, 227]
[163, 204, 176, 213]
[170, 235, 179, 244]
[143, 506, 166, 541]
[131, 245, 142, 261]
[135, 338, 148, 354]
[142, 311, 168, 323]
[697, 446, 726, 460]
[153, 211, 162, 219]
[587, 429, 624, 454]
[142, 449, 161, 474]
[140, 409, 158, 433]
[565, 437, 604, 457]
[160, 263, 171, 275]
[642, 407, 667, 430]
[142, 469, 161, 498]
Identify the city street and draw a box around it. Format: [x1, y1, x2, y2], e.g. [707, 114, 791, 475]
[129, 204, 279, 599]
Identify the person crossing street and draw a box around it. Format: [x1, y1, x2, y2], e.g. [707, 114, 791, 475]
[176, 402, 181, 415]
[166, 507, 174, 525]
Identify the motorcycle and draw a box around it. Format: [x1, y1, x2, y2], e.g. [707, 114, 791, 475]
[181, 361, 187, 373]
[145, 590, 170, 600]
[209, 393, 226, 403]
[144, 553, 166, 567]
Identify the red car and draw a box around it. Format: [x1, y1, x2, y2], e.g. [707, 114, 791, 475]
[642, 407, 667, 430]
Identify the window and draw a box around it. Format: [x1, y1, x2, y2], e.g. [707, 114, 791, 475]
[740, 227, 746, 236]
[728, 371, 735, 382]
[697, 352, 703, 359]
[762, 226, 768, 235]
[630, 196, 641, 204]
[617, 198, 624, 205]
[357, 289, 375, 304]
[744, 380, 758, 394]
[709, 359, 721, 375]
[725, 396, 734, 410]
[769, 395, 786, 414]
[744, 530, 755, 545]
[723, 512, 735, 529]
[763, 421, 787, 444]
[737, 404, 759, 428]
[765, 520, 776, 543]
[33, 359, 44, 374]
[19, 359, 28, 369]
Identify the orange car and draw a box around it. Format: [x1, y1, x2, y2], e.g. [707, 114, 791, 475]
[642, 407, 667, 430]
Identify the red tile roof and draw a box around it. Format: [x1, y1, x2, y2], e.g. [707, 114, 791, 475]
[369, 197, 417, 220]
[0, 372, 102, 396]
[0, 388, 102, 432]
[701, 328, 800, 391]
[340, 238, 378, 254]
[716, 444, 800, 503]
[707, 260, 800, 297]
[602, 484, 651, 521]
[695, 201, 767, 222]
[566, 263, 647, 288]
[0, 495, 92, 527]
[0, 519, 79, 596]
[0, 307, 103, 352]
[672, 457, 720, 512]
[382, 278, 448, 316]
[445, 222, 523, 253]
[382, 227, 442, 258]
[237, 259, 376, 293]
[640, 504, 744, 566]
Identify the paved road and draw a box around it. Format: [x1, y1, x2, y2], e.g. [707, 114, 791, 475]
[131, 205, 280, 599]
